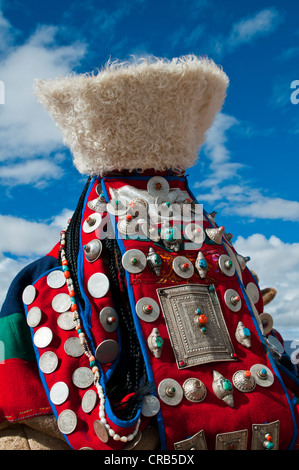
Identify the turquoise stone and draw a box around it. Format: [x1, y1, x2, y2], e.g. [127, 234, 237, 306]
[199, 259, 207, 269]
[242, 327, 251, 337]
[156, 336, 164, 347]
[222, 379, 232, 391]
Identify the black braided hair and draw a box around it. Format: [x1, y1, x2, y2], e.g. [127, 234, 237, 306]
[63, 178, 149, 420]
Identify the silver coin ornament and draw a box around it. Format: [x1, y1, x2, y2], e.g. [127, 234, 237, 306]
[52, 293, 71, 313]
[47, 270, 66, 289]
[57, 409, 77, 435]
[82, 389, 97, 413]
[33, 327, 53, 348]
[117, 217, 140, 236]
[246, 282, 260, 304]
[218, 254, 235, 277]
[232, 370, 256, 393]
[87, 273, 110, 298]
[95, 339, 119, 364]
[64, 336, 84, 358]
[26, 306, 42, 328]
[39, 351, 58, 374]
[195, 252, 208, 279]
[259, 312, 273, 335]
[158, 378, 183, 406]
[147, 176, 170, 198]
[172, 256, 194, 279]
[123, 431, 142, 450]
[88, 196, 106, 213]
[182, 378, 207, 403]
[122, 249, 147, 274]
[224, 289, 242, 312]
[57, 311, 75, 331]
[250, 364, 274, 388]
[72, 367, 94, 389]
[83, 239, 102, 263]
[184, 223, 204, 245]
[141, 395, 161, 417]
[22, 285, 36, 305]
[266, 335, 284, 356]
[107, 197, 128, 216]
[205, 226, 225, 245]
[136, 297, 160, 323]
[50, 381, 69, 405]
[99, 307, 119, 332]
[93, 419, 109, 443]
[82, 212, 102, 233]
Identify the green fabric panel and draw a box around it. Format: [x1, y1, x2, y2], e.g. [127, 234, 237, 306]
[0, 312, 36, 361]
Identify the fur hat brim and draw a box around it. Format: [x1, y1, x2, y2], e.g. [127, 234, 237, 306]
[34, 55, 229, 176]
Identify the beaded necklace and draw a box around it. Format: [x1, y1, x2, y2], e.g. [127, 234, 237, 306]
[59, 219, 141, 444]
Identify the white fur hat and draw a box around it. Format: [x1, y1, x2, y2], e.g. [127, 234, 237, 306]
[34, 55, 229, 176]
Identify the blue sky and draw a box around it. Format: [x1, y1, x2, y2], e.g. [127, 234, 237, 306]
[0, 0, 298, 340]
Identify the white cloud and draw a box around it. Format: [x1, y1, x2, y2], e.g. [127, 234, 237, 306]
[0, 157, 65, 187]
[195, 112, 299, 221]
[210, 8, 283, 58]
[229, 8, 282, 47]
[0, 209, 73, 307]
[234, 234, 299, 340]
[0, 10, 86, 186]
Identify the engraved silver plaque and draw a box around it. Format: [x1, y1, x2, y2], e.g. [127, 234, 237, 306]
[251, 420, 279, 450]
[156, 284, 236, 369]
[174, 429, 207, 450]
[215, 429, 248, 450]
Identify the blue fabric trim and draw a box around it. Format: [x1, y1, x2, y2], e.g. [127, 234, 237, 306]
[24, 266, 73, 449]
[100, 177, 166, 442]
[76, 177, 121, 381]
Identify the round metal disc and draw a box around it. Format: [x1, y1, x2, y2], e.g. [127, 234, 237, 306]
[33, 327, 53, 348]
[87, 273, 110, 299]
[64, 336, 84, 357]
[57, 409, 77, 435]
[267, 335, 285, 355]
[218, 254, 235, 277]
[182, 378, 207, 403]
[96, 183, 103, 196]
[158, 378, 183, 406]
[250, 364, 274, 387]
[147, 176, 169, 198]
[224, 288, 242, 312]
[47, 270, 66, 289]
[232, 370, 256, 393]
[172, 256, 194, 279]
[26, 306, 42, 328]
[99, 307, 119, 332]
[259, 312, 273, 335]
[184, 223, 204, 245]
[93, 420, 109, 443]
[117, 218, 140, 236]
[87, 197, 106, 213]
[82, 389, 97, 413]
[57, 311, 75, 331]
[72, 367, 94, 389]
[141, 395, 161, 417]
[246, 282, 260, 304]
[39, 351, 58, 374]
[22, 285, 36, 305]
[122, 249, 147, 274]
[50, 381, 69, 405]
[82, 212, 102, 233]
[95, 339, 119, 364]
[83, 239, 102, 263]
[106, 198, 128, 216]
[123, 431, 142, 450]
[52, 293, 71, 313]
[135, 297, 160, 323]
